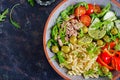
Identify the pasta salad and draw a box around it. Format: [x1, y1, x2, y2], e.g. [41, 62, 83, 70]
[47, 1, 120, 79]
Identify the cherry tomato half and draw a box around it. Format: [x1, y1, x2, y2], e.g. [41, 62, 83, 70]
[86, 4, 94, 15]
[80, 15, 91, 26]
[74, 6, 86, 17]
[94, 5, 101, 13]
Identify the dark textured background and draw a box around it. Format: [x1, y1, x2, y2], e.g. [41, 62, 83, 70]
[0, 0, 63, 80]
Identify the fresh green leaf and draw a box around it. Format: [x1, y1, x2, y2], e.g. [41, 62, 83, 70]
[57, 51, 65, 64]
[78, 28, 84, 38]
[97, 3, 111, 18]
[60, 5, 74, 21]
[91, 22, 102, 29]
[10, 3, 20, 29]
[117, 32, 120, 38]
[114, 43, 120, 50]
[28, 0, 35, 7]
[47, 39, 53, 48]
[51, 55, 57, 60]
[47, 39, 58, 48]
[74, 2, 88, 9]
[107, 72, 113, 79]
[61, 10, 70, 21]
[56, 16, 63, 24]
[91, 20, 111, 30]
[66, 5, 74, 15]
[110, 33, 116, 41]
[87, 43, 100, 58]
[51, 25, 58, 40]
[90, 13, 98, 22]
[0, 8, 9, 22]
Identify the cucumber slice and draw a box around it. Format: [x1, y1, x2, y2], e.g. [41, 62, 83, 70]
[90, 18, 100, 27]
[103, 22, 114, 31]
[115, 20, 120, 32]
[103, 11, 116, 21]
[106, 16, 117, 21]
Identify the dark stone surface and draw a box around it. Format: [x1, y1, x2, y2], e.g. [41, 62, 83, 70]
[0, 0, 63, 80]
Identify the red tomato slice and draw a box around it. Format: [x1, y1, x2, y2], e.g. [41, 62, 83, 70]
[74, 6, 86, 17]
[86, 4, 94, 15]
[96, 56, 114, 70]
[80, 15, 91, 26]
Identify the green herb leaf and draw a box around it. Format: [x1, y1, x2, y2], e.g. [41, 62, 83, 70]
[117, 32, 120, 38]
[91, 22, 102, 29]
[51, 25, 59, 40]
[74, 2, 88, 9]
[0, 8, 9, 22]
[114, 43, 120, 50]
[51, 55, 57, 60]
[107, 72, 113, 79]
[47, 39, 53, 48]
[78, 28, 84, 38]
[57, 51, 65, 64]
[97, 3, 111, 18]
[90, 13, 98, 22]
[10, 3, 20, 29]
[28, 0, 35, 7]
[110, 33, 116, 41]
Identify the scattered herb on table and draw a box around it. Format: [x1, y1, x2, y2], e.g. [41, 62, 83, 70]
[28, 0, 35, 6]
[10, 3, 21, 29]
[0, 8, 9, 22]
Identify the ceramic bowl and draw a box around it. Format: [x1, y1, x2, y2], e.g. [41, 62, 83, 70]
[43, 0, 120, 80]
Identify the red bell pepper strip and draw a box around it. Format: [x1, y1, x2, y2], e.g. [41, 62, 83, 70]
[97, 56, 114, 70]
[102, 38, 119, 50]
[100, 49, 114, 64]
[113, 56, 120, 71]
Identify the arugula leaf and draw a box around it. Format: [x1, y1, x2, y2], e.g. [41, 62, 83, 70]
[51, 55, 57, 60]
[114, 43, 120, 50]
[60, 5, 74, 21]
[117, 32, 120, 38]
[10, 3, 20, 29]
[47, 39, 53, 48]
[97, 3, 111, 18]
[57, 51, 65, 64]
[90, 13, 98, 22]
[91, 22, 102, 29]
[47, 39, 58, 48]
[110, 33, 116, 41]
[28, 0, 35, 7]
[74, 2, 88, 9]
[91, 20, 111, 30]
[78, 28, 84, 38]
[0, 8, 9, 22]
[51, 25, 58, 40]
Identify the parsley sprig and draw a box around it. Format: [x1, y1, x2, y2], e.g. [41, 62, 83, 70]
[28, 0, 35, 6]
[10, 3, 21, 29]
[0, 9, 9, 22]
